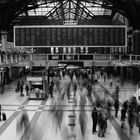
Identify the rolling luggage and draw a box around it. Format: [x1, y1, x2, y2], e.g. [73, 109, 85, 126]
[2, 112, 6, 121]
[0, 113, 1, 121]
[15, 88, 19, 92]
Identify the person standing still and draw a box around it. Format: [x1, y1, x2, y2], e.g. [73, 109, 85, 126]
[25, 84, 29, 96]
[49, 79, 54, 98]
[20, 84, 24, 97]
[137, 112, 140, 133]
[92, 107, 98, 133]
[114, 100, 119, 117]
[0, 105, 1, 121]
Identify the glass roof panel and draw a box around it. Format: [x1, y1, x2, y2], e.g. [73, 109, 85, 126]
[19, 0, 112, 19]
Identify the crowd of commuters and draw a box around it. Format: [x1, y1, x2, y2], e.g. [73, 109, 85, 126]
[16, 80, 27, 96]
[121, 96, 140, 134]
[13, 67, 140, 138]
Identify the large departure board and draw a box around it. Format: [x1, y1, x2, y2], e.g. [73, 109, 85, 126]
[14, 25, 127, 47]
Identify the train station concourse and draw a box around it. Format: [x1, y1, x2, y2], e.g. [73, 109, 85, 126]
[0, 0, 140, 140]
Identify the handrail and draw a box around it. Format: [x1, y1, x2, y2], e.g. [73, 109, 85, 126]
[1, 53, 140, 66]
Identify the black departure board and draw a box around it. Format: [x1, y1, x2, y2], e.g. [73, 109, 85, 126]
[14, 25, 126, 47]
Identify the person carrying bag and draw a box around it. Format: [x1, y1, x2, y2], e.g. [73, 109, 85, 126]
[0, 105, 6, 121]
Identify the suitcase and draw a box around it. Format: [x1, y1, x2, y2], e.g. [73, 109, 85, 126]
[15, 88, 19, 92]
[0, 113, 1, 121]
[2, 112, 6, 121]
[41, 93, 45, 99]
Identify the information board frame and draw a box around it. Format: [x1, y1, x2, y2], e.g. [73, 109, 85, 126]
[14, 25, 127, 48]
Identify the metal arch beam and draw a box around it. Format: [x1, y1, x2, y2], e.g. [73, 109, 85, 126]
[79, 1, 95, 17]
[72, 3, 93, 20]
[46, 1, 68, 20]
[72, 0, 95, 19]
[45, 1, 67, 19]
[5, 4, 39, 30]
[68, 0, 71, 20]
[45, 2, 60, 17]
[0, 0, 36, 30]
[105, 0, 138, 28]
[0, 0, 140, 29]
[74, 0, 80, 20]
[64, 9, 90, 20]
[60, 0, 65, 20]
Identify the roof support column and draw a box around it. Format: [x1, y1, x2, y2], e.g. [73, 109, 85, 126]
[0, 55, 1, 64]
[11, 54, 13, 63]
[133, 30, 140, 55]
[1, 31, 7, 52]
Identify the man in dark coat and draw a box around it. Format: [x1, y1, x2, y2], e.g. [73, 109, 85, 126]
[92, 107, 98, 133]
[114, 100, 119, 117]
[20, 84, 23, 97]
[0, 105, 1, 121]
[121, 106, 126, 128]
[25, 84, 29, 96]
[123, 100, 128, 118]
[49, 80, 54, 98]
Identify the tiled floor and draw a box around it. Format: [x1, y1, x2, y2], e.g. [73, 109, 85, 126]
[0, 76, 139, 140]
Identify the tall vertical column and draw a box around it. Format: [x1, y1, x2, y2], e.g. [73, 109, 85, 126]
[45, 60, 49, 98]
[5, 54, 8, 64]
[15, 54, 18, 63]
[91, 61, 95, 83]
[133, 30, 140, 54]
[11, 54, 13, 63]
[0, 54, 2, 64]
[1, 31, 7, 52]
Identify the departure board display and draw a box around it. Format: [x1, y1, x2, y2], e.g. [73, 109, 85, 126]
[14, 25, 127, 47]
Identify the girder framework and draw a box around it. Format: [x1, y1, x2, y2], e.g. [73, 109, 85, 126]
[0, 0, 140, 30]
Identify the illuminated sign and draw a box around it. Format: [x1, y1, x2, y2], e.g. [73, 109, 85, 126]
[63, 20, 78, 25]
[48, 55, 62, 60]
[64, 55, 78, 60]
[27, 77, 42, 81]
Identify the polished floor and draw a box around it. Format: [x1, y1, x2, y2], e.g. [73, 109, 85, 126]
[0, 76, 139, 140]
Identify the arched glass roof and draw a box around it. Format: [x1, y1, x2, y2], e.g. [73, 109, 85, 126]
[20, 0, 112, 20]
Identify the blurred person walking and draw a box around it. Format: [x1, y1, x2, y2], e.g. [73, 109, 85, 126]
[98, 107, 108, 137]
[17, 110, 29, 134]
[20, 83, 24, 97]
[123, 100, 128, 117]
[128, 106, 136, 134]
[16, 80, 20, 92]
[121, 106, 126, 128]
[79, 111, 87, 137]
[137, 111, 140, 133]
[49, 79, 54, 98]
[0, 105, 1, 121]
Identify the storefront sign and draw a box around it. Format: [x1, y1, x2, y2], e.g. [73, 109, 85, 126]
[27, 76, 42, 81]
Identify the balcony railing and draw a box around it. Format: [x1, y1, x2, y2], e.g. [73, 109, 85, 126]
[1, 53, 140, 66]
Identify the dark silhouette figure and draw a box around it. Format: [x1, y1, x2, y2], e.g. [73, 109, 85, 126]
[123, 100, 128, 118]
[114, 100, 119, 117]
[79, 112, 86, 137]
[16, 81, 20, 92]
[0, 105, 1, 121]
[137, 112, 140, 133]
[49, 80, 54, 98]
[121, 106, 126, 128]
[92, 107, 98, 133]
[25, 84, 29, 96]
[20, 84, 24, 97]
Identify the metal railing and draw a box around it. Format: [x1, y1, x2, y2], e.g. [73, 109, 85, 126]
[1, 53, 140, 66]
